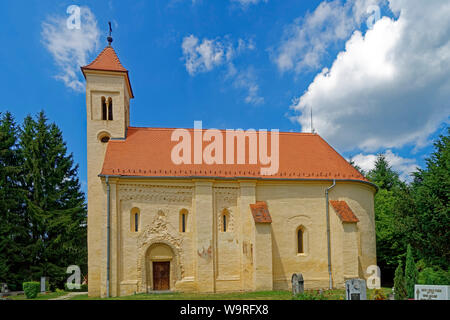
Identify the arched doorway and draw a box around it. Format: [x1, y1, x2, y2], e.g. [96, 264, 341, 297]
[146, 243, 175, 291]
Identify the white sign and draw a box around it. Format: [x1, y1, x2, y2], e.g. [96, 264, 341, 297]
[414, 285, 450, 300]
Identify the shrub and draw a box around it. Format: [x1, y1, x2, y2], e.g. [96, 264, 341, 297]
[371, 289, 387, 300]
[418, 267, 450, 285]
[22, 282, 40, 299]
[394, 262, 407, 300]
[405, 244, 418, 299]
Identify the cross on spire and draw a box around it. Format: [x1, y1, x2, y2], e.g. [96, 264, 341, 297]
[107, 21, 113, 46]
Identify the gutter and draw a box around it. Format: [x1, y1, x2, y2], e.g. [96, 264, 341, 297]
[325, 179, 336, 290]
[105, 176, 111, 298]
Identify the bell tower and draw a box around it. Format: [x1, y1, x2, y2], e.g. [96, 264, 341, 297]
[81, 30, 133, 297]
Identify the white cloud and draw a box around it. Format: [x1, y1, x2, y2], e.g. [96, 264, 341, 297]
[290, 0, 450, 152]
[352, 150, 418, 181]
[231, 0, 268, 8]
[274, 0, 383, 73]
[233, 68, 264, 105]
[41, 6, 100, 92]
[182, 35, 232, 75]
[182, 35, 263, 105]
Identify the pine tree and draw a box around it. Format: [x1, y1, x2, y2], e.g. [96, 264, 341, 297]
[0, 112, 27, 290]
[367, 154, 402, 191]
[394, 262, 407, 300]
[405, 244, 418, 298]
[19, 111, 87, 288]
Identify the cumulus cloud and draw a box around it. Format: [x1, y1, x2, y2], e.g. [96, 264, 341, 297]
[274, 0, 383, 73]
[290, 0, 450, 152]
[41, 6, 100, 92]
[352, 150, 418, 181]
[182, 35, 263, 105]
[182, 35, 234, 75]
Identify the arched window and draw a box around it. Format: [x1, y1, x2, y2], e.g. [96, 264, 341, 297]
[108, 97, 113, 120]
[297, 227, 304, 254]
[101, 97, 107, 120]
[131, 208, 140, 232]
[221, 209, 230, 232]
[180, 209, 188, 233]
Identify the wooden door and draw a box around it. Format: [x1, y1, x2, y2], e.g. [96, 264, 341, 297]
[153, 262, 170, 291]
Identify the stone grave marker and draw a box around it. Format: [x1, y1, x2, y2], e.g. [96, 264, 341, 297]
[291, 273, 304, 295]
[40, 277, 47, 293]
[345, 278, 367, 300]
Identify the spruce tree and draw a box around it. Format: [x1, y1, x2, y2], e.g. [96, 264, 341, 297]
[0, 112, 26, 290]
[19, 111, 87, 288]
[405, 244, 418, 298]
[394, 262, 407, 300]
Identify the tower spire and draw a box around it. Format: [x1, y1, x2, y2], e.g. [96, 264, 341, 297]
[107, 21, 113, 46]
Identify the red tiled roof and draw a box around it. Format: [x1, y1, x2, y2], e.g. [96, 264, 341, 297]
[250, 202, 272, 223]
[82, 46, 128, 72]
[100, 127, 369, 182]
[81, 46, 134, 98]
[330, 200, 359, 223]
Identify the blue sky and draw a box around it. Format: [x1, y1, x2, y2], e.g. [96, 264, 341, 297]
[0, 0, 449, 192]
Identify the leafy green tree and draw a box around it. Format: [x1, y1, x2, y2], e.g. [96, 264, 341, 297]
[405, 244, 418, 298]
[19, 111, 87, 288]
[368, 154, 406, 285]
[407, 130, 449, 268]
[394, 262, 407, 300]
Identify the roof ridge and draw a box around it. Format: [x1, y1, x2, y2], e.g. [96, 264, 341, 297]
[127, 126, 319, 136]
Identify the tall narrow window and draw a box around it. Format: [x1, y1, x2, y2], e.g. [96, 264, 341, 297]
[108, 97, 113, 120]
[297, 228, 304, 254]
[134, 213, 139, 232]
[101, 97, 107, 120]
[221, 209, 230, 232]
[180, 209, 188, 233]
[131, 208, 140, 232]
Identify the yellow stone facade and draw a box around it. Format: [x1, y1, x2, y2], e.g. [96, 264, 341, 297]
[84, 62, 377, 298]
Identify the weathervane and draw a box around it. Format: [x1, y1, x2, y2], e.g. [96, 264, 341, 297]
[107, 21, 113, 46]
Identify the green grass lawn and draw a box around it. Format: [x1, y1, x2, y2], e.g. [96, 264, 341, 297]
[69, 288, 392, 300]
[8, 291, 69, 300]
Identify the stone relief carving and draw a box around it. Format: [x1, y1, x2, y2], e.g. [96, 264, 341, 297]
[119, 184, 193, 204]
[136, 209, 184, 292]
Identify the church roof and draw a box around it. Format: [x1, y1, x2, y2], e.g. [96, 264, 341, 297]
[100, 127, 369, 183]
[330, 200, 360, 223]
[81, 45, 134, 98]
[82, 46, 128, 72]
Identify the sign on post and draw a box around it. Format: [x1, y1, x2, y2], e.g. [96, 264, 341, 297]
[414, 285, 449, 300]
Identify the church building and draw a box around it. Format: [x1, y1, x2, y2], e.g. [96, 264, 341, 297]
[82, 40, 377, 297]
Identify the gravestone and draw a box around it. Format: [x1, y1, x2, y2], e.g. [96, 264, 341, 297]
[414, 285, 450, 300]
[1, 283, 8, 293]
[40, 277, 47, 293]
[345, 278, 367, 300]
[291, 273, 304, 295]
